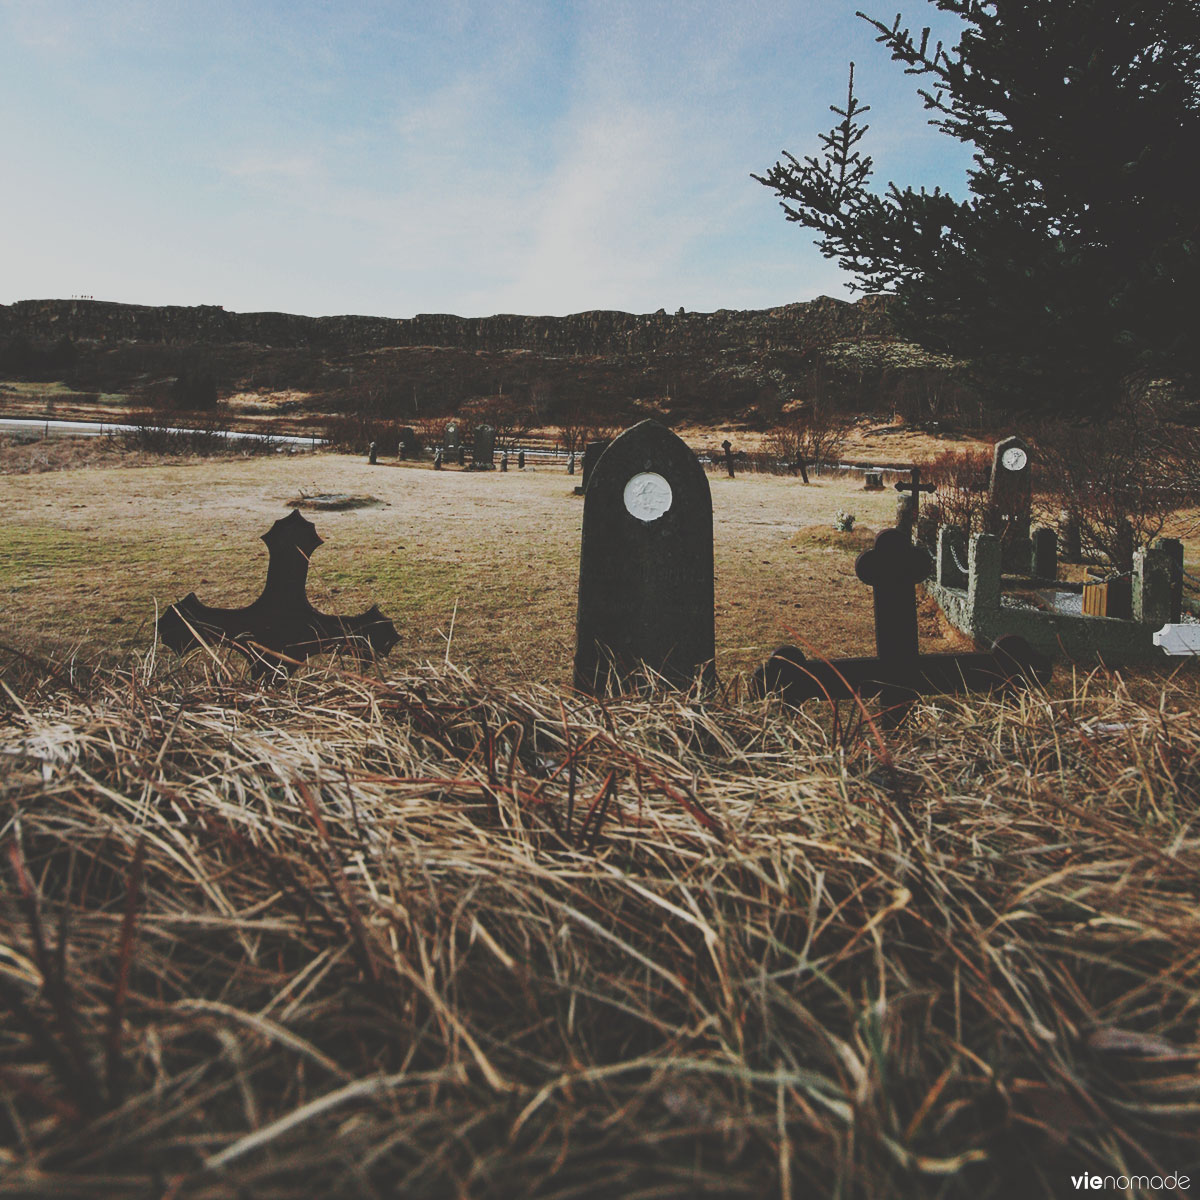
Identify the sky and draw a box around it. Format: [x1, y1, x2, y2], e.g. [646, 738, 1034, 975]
[0, 0, 975, 319]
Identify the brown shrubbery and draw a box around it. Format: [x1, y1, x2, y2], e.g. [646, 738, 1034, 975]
[764, 403, 853, 470]
[1034, 400, 1200, 568]
[922, 447, 993, 539]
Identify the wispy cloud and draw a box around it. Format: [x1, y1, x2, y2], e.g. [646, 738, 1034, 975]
[0, 1, 973, 317]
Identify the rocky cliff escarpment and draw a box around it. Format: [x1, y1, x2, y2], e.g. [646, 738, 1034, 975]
[0, 295, 894, 354]
[0, 295, 923, 422]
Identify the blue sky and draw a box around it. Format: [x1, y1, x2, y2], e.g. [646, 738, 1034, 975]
[0, 1, 974, 318]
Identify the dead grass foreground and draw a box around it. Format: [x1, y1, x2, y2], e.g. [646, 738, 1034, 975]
[1, 656, 1198, 1198]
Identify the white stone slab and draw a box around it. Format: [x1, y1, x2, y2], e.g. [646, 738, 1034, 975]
[1153, 624, 1200, 655]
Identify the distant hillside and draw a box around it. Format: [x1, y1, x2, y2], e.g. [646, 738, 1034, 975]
[0, 294, 961, 424]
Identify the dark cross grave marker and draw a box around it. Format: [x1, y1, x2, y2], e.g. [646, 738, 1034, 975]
[894, 467, 936, 537]
[722, 439, 735, 478]
[753, 526, 1050, 727]
[157, 510, 399, 676]
[575, 420, 715, 693]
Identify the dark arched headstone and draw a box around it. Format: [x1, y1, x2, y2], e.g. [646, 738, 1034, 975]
[990, 436, 1032, 568]
[574, 420, 715, 693]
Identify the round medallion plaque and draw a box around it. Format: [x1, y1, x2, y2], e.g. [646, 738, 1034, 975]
[623, 472, 673, 522]
[1001, 446, 1028, 472]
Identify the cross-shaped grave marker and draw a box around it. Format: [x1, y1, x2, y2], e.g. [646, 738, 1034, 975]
[157, 509, 399, 675]
[894, 466, 937, 536]
[753, 526, 1050, 726]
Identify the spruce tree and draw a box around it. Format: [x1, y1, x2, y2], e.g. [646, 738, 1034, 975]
[754, 0, 1200, 412]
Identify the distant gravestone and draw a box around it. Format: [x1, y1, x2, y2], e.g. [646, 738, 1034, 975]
[433, 449, 442, 470]
[443, 422, 460, 454]
[457, 446, 465, 467]
[500, 451, 508, 472]
[368, 441, 378, 465]
[574, 439, 611, 495]
[989, 436, 1033, 564]
[1060, 511, 1082, 562]
[722, 439, 735, 479]
[473, 424, 496, 469]
[398, 426, 418, 458]
[518, 449, 525, 470]
[864, 471, 883, 491]
[574, 420, 715, 693]
[567, 453, 576, 476]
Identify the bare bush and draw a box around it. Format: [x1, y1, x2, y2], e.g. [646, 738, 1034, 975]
[321, 413, 400, 455]
[764, 403, 852, 470]
[923, 448, 993, 539]
[1034, 401, 1200, 569]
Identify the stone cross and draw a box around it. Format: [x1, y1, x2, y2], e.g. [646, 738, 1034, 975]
[574, 420, 715, 693]
[722, 439, 735, 478]
[753, 526, 1050, 726]
[894, 467, 936, 536]
[157, 510, 399, 676]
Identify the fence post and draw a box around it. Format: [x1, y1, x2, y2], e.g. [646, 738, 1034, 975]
[937, 525, 968, 589]
[1133, 545, 1173, 626]
[967, 533, 1001, 626]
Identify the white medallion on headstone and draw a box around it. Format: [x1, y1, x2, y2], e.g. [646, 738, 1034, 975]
[1000, 445, 1028, 472]
[623, 472, 673, 522]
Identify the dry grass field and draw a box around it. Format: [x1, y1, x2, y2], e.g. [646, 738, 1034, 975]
[0, 436, 966, 687]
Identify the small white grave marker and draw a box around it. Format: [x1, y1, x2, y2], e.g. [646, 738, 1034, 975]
[623, 472, 673, 522]
[1153, 624, 1200, 656]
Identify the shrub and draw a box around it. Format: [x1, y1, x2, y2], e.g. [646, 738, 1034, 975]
[765, 403, 852, 469]
[1034, 398, 1200, 569]
[923, 448, 993, 539]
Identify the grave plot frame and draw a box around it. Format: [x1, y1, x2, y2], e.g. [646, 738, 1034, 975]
[754, 527, 1051, 726]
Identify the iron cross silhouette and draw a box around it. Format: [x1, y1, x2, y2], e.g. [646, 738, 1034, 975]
[894, 466, 937, 534]
[753, 527, 1051, 727]
[157, 510, 399, 676]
